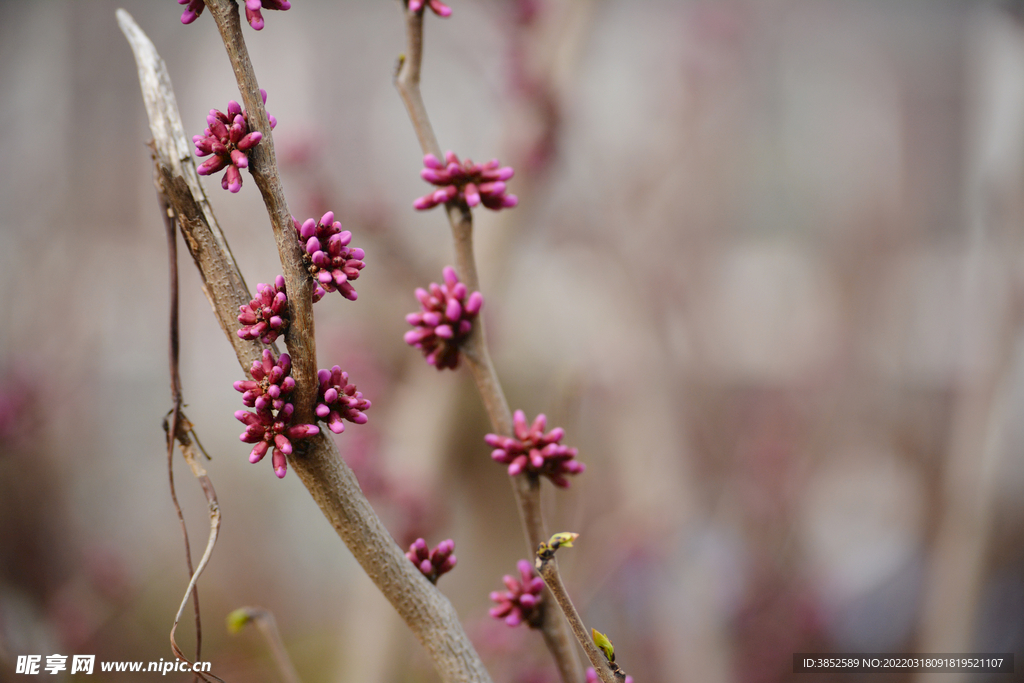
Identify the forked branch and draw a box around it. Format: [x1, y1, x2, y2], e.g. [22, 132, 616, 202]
[118, 10, 492, 683]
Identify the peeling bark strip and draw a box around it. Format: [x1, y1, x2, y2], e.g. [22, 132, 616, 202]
[117, 10, 492, 683]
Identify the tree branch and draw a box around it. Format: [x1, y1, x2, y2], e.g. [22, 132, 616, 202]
[118, 10, 492, 683]
[394, 7, 582, 683]
[536, 537, 626, 683]
[202, 0, 318, 423]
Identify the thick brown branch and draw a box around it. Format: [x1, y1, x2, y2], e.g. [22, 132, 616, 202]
[119, 10, 492, 683]
[202, 0, 318, 423]
[394, 8, 581, 683]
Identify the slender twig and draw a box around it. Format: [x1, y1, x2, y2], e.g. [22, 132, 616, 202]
[228, 607, 302, 683]
[158, 176, 204, 682]
[168, 416, 224, 683]
[394, 7, 582, 683]
[118, 11, 492, 683]
[535, 537, 625, 683]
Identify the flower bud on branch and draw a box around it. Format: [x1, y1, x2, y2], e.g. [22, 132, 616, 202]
[486, 411, 585, 487]
[234, 350, 319, 478]
[404, 267, 483, 370]
[237, 275, 288, 344]
[489, 560, 545, 628]
[315, 366, 370, 434]
[406, 538, 457, 583]
[192, 91, 276, 193]
[414, 152, 517, 211]
[294, 212, 365, 302]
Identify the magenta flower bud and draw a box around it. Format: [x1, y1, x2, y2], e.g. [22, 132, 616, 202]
[237, 131, 262, 151]
[488, 559, 544, 629]
[403, 267, 484, 371]
[407, 538, 457, 583]
[178, 0, 205, 24]
[315, 365, 371, 434]
[408, 0, 450, 16]
[234, 349, 315, 479]
[485, 410, 584, 487]
[197, 155, 228, 176]
[463, 182, 480, 207]
[229, 0, 290, 31]
[229, 149, 248, 168]
[414, 150, 516, 212]
[237, 277, 289, 344]
[413, 195, 436, 210]
[192, 95, 277, 192]
[293, 214, 365, 303]
[464, 291, 484, 315]
[428, 0, 452, 17]
[478, 181, 505, 196]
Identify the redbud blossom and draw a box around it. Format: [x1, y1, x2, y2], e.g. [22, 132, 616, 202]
[193, 91, 277, 193]
[406, 538, 457, 583]
[485, 410, 585, 487]
[489, 560, 544, 628]
[315, 366, 371, 434]
[408, 0, 452, 17]
[404, 267, 483, 370]
[233, 350, 318, 478]
[237, 275, 288, 344]
[414, 151, 517, 211]
[234, 349, 295, 412]
[294, 212, 365, 302]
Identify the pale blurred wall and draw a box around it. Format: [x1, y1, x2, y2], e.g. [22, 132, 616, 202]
[1, 2, 1024, 683]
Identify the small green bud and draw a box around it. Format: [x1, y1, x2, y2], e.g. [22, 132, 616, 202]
[226, 608, 252, 634]
[549, 532, 579, 549]
[592, 628, 615, 663]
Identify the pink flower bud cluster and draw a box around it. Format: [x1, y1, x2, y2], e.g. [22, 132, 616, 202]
[406, 538, 457, 583]
[193, 91, 276, 193]
[489, 560, 544, 628]
[404, 267, 483, 370]
[586, 669, 633, 683]
[237, 275, 288, 344]
[485, 411, 585, 488]
[234, 350, 318, 478]
[315, 366, 370, 434]
[414, 152, 517, 211]
[178, 0, 290, 30]
[408, 0, 452, 17]
[294, 212, 365, 302]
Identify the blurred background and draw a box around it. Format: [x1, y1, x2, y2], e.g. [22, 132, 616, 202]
[1, 0, 1024, 681]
